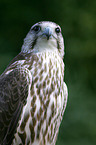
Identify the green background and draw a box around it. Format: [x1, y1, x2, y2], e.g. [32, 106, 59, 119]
[0, 0, 96, 145]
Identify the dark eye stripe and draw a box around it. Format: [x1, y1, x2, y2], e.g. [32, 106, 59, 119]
[31, 38, 37, 49]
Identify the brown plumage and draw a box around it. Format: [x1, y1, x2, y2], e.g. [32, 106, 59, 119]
[0, 21, 68, 145]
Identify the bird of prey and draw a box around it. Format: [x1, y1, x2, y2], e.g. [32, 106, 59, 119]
[0, 21, 68, 145]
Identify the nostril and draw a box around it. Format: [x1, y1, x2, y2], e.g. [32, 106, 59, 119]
[43, 27, 52, 40]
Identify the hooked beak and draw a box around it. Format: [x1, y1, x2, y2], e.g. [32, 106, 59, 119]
[42, 27, 52, 40]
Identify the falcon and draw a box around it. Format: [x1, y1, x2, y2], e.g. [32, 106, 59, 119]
[0, 21, 68, 145]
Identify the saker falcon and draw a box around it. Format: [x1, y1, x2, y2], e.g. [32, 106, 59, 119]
[0, 21, 68, 145]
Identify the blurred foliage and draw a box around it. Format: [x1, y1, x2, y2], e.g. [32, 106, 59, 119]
[0, 0, 96, 145]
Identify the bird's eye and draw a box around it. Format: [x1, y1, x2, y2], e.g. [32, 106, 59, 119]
[33, 25, 41, 32]
[55, 27, 61, 33]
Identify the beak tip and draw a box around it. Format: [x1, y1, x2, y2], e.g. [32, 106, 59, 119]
[43, 27, 52, 39]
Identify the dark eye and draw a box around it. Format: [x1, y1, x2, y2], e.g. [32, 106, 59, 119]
[33, 25, 41, 32]
[55, 27, 61, 33]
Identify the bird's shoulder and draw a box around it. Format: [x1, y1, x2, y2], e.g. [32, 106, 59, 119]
[0, 53, 33, 144]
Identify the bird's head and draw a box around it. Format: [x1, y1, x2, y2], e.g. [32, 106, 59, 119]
[21, 21, 64, 58]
